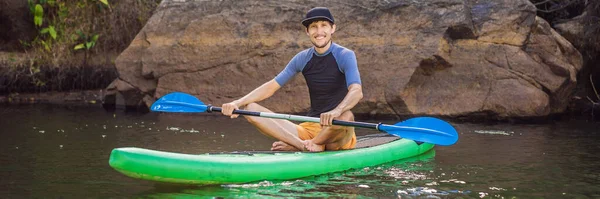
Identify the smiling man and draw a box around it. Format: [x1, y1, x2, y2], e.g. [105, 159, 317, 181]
[221, 7, 363, 152]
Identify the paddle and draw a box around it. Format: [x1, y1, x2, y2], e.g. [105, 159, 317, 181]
[150, 92, 459, 146]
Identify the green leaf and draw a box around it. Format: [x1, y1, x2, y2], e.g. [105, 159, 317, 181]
[47, 0, 56, 6]
[34, 16, 42, 27]
[40, 40, 50, 51]
[91, 34, 99, 43]
[34, 4, 44, 17]
[40, 28, 49, 34]
[98, 0, 109, 6]
[74, 43, 85, 50]
[86, 42, 93, 49]
[48, 26, 57, 40]
[34, 4, 43, 27]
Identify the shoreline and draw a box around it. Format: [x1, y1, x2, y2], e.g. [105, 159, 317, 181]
[1, 90, 594, 124]
[0, 90, 105, 106]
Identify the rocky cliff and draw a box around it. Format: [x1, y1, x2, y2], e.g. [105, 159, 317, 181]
[105, 0, 583, 119]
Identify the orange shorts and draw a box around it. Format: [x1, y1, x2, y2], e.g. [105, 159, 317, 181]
[296, 122, 356, 150]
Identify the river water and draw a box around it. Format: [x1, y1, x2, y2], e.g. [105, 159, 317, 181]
[0, 104, 598, 198]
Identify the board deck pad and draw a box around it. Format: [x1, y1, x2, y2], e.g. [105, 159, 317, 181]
[213, 133, 401, 155]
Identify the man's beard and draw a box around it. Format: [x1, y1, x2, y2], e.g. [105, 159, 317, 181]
[311, 38, 331, 48]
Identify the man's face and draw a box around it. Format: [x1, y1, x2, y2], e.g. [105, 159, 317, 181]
[306, 20, 336, 49]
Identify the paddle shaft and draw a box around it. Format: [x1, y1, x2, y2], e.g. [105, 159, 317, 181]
[151, 93, 459, 145]
[151, 96, 458, 145]
[207, 106, 380, 130]
[153, 100, 448, 139]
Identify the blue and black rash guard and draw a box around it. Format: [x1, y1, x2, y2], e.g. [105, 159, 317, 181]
[275, 43, 361, 117]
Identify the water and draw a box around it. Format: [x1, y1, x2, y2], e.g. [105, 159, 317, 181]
[0, 104, 599, 198]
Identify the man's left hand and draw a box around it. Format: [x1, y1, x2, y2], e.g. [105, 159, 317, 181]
[320, 108, 342, 126]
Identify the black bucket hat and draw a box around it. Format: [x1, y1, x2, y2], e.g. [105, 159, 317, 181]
[301, 7, 335, 27]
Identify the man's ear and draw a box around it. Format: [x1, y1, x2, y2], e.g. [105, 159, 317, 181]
[331, 24, 336, 34]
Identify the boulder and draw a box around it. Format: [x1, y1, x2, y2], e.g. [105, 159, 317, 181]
[106, 0, 583, 119]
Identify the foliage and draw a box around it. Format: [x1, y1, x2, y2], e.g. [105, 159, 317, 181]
[27, 0, 110, 56]
[24, 0, 110, 87]
[73, 31, 99, 51]
[22, 0, 160, 65]
[15, 0, 161, 90]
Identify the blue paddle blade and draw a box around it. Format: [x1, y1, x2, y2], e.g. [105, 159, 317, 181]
[150, 92, 208, 113]
[378, 117, 458, 146]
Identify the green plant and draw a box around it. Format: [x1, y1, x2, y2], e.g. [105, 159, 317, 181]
[27, 0, 111, 53]
[73, 30, 100, 66]
[74, 31, 99, 51]
[29, 0, 58, 52]
[98, 0, 110, 8]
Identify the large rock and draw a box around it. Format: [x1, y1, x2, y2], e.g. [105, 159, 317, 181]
[105, 0, 583, 119]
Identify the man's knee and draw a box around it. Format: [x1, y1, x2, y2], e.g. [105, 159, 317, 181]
[243, 103, 263, 124]
[338, 111, 354, 121]
[322, 125, 353, 138]
[245, 103, 261, 111]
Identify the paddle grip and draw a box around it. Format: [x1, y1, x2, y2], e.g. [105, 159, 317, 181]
[332, 120, 378, 129]
[207, 106, 261, 116]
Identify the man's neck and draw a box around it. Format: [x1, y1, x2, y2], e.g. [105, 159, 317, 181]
[314, 41, 332, 54]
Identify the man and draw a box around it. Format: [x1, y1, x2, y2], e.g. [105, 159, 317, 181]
[221, 7, 363, 152]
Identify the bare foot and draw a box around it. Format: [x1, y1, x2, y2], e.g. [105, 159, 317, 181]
[302, 140, 325, 152]
[271, 141, 299, 151]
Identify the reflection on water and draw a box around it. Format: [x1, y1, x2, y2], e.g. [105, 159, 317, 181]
[0, 104, 599, 198]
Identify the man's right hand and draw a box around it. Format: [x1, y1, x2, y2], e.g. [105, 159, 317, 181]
[221, 102, 240, 118]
